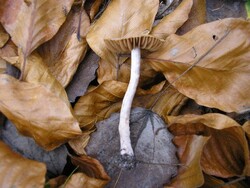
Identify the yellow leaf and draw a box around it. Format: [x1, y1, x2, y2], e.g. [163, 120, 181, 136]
[0, 74, 81, 150]
[0, 141, 46, 188]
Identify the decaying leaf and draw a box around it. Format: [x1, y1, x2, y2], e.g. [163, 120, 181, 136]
[86, 107, 178, 188]
[87, 0, 159, 66]
[0, 74, 81, 150]
[0, 59, 6, 74]
[0, 0, 74, 56]
[166, 135, 209, 188]
[0, 141, 46, 188]
[167, 113, 249, 178]
[0, 24, 9, 48]
[38, 5, 90, 87]
[66, 50, 99, 102]
[2, 120, 68, 177]
[148, 18, 250, 113]
[151, 0, 193, 39]
[88, 0, 104, 20]
[63, 172, 107, 188]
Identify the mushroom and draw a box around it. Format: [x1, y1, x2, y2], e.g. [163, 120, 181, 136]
[105, 35, 164, 160]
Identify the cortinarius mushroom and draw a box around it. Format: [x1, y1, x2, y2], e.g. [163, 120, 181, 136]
[105, 35, 164, 159]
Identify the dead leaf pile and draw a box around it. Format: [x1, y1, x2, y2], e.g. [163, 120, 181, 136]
[0, 0, 250, 187]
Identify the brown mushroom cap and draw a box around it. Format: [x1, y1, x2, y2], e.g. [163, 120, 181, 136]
[105, 35, 164, 54]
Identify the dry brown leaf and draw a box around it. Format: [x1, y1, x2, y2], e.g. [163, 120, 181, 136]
[0, 0, 74, 56]
[74, 80, 166, 130]
[177, 0, 206, 35]
[0, 24, 9, 48]
[88, 0, 104, 21]
[0, 39, 17, 58]
[151, 0, 193, 39]
[148, 18, 250, 113]
[0, 59, 6, 74]
[0, 74, 81, 150]
[0, 141, 46, 188]
[47, 175, 67, 188]
[166, 135, 209, 188]
[63, 172, 107, 188]
[202, 173, 248, 188]
[38, 6, 90, 87]
[167, 113, 249, 178]
[243, 121, 250, 139]
[86, 0, 159, 66]
[70, 154, 110, 182]
[3, 52, 71, 107]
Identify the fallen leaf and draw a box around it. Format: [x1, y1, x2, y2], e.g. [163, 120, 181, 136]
[63, 172, 107, 188]
[70, 154, 110, 182]
[66, 50, 99, 102]
[202, 173, 248, 188]
[74, 80, 165, 130]
[47, 175, 67, 188]
[0, 0, 74, 56]
[86, 107, 178, 188]
[0, 24, 9, 48]
[0, 74, 81, 150]
[0, 140, 46, 188]
[38, 5, 90, 87]
[177, 0, 206, 35]
[86, 0, 159, 65]
[167, 113, 249, 177]
[0, 59, 6, 74]
[166, 135, 209, 188]
[2, 120, 68, 177]
[88, 0, 104, 21]
[151, 0, 193, 39]
[148, 18, 250, 113]
[242, 121, 250, 139]
[3, 52, 71, 107]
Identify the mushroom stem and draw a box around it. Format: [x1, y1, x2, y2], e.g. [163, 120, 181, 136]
[119, 47, 141, 156]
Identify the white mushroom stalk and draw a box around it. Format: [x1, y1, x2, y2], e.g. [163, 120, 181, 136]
[105, 36, 163, 160]
[119, 47, 141, 156]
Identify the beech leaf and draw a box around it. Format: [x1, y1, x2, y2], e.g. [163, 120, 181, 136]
[0, 141, 46, 188]
[38, 5, 90, 87]
[0, 24, 9, 48]
[86, 0, 159, 65]
[86, 107, 178, 188]
[167, 135, 209, 188]
[167, 113, 249, 178]
[2, 120, 68, 177]
[0, 74, 81, 150]
[151, 0, 193, 39]
[0, 0, 74, 56]
[148, 18, 250, 113]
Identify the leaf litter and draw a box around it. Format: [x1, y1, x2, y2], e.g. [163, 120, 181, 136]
[0, 0, 250, 187]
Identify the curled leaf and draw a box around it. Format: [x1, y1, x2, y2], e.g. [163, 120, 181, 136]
[167, 113, 249, 178]
[0, 141, 46, 188]
[0, 74, 81, 150]
[166, 135, 209, 188]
